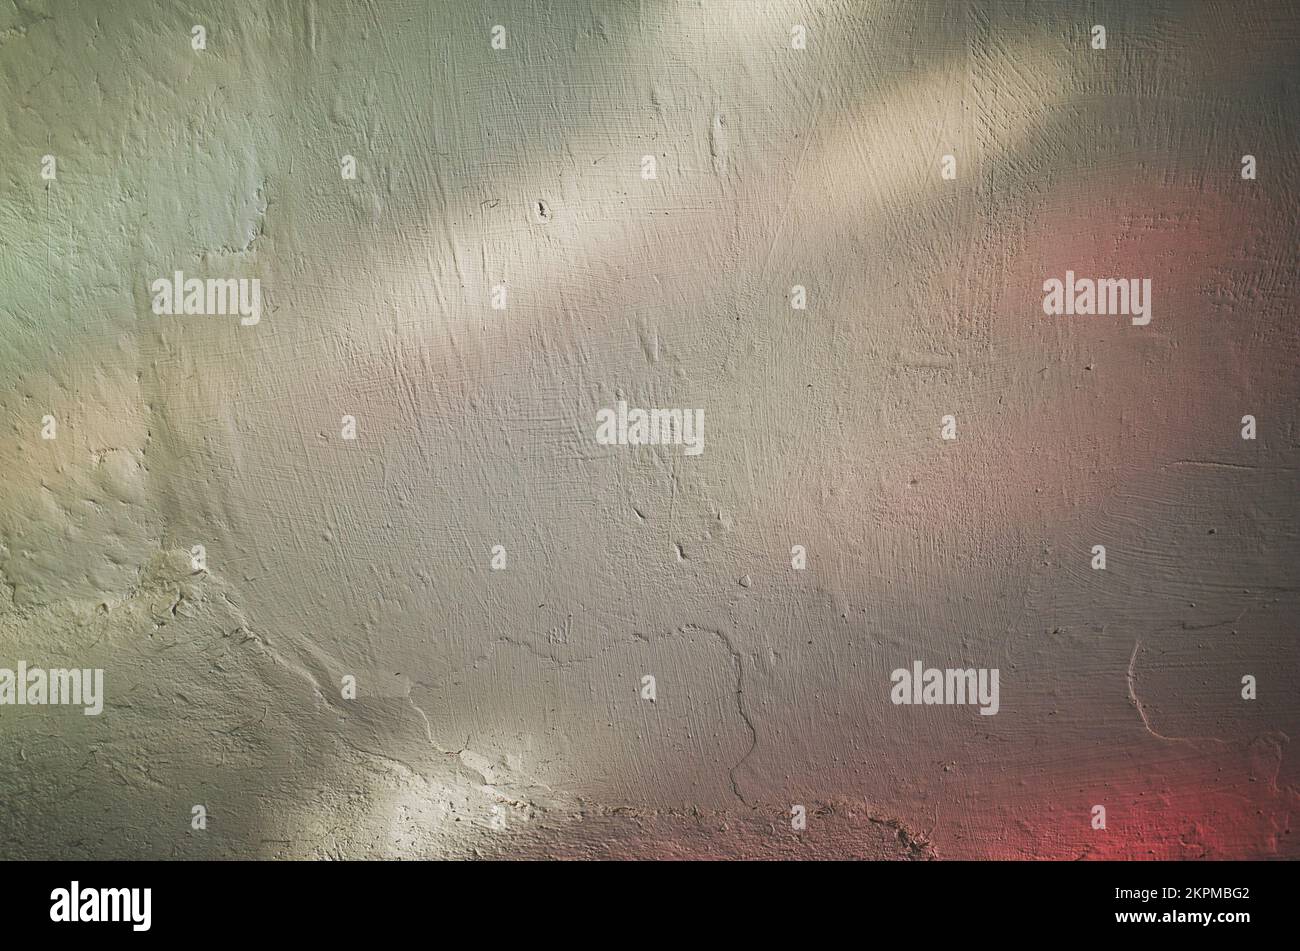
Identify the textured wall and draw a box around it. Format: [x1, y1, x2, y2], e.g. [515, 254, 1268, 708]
[1, 0, 1297, 860]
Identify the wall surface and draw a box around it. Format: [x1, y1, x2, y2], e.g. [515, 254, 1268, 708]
[1, 0, 1297, 859]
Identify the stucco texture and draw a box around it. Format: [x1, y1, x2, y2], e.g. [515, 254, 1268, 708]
[1, 0, 1297, 859]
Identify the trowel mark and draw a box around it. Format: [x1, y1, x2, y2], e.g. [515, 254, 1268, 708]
[1126, 640, 1195, 744]
[305, 0, 316, 54]
[637, 322, 658, 364]
[710, 112, 728, 177]
[1126, 640, 1232, 749]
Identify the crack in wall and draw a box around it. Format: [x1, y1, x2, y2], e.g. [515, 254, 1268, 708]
[682, 624, 759, 808]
